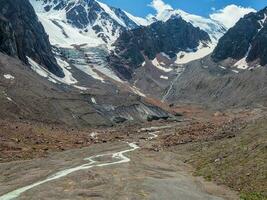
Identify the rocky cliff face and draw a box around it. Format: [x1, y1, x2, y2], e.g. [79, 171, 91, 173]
[109, 16, 211, 80]
[212, 7, 267, 67]
[246, 14, 267, 66]
[0, 0, 64, 77]
[0, 16, 17, 57]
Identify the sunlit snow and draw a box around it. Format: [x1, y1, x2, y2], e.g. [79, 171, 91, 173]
[152, 58, 173, 72]
[175, 42, 215, 64]
[3, 74, 15, 80]
[160, 75, 169, 80]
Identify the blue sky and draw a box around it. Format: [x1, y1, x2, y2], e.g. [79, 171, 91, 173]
[100, 0, 266, 18]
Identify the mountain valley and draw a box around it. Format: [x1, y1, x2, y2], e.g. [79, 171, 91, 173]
[0, 0, 266, 199]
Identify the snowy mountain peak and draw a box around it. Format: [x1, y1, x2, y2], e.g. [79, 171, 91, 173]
[148, 8, 226, 42]
[29, 0, 146, 47]
[30, 0, 225, 49]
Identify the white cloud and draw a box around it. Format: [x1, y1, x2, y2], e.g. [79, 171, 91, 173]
[210, 4, 256, 29]
[149, 0, 173, 14]
[148, 0, 175, 22]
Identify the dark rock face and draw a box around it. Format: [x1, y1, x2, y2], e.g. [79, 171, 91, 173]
[0, 16, 17, 57]
[66, 0, 101, 28]
[67, 4, 90, 29]
[65, 0, 138, 31]
[0, 0, 64, 77]
[112, 116, 127, 124]
[109, 17, 211, 80]
[212, 7, 267, 66]
[247, 23, 267, 66]
[147, 115, 169, 122]
[111, 7, 138, 30]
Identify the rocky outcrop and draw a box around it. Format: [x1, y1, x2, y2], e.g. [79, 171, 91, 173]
[109, 16, 211, 80]
[0, 16, 17, 57]
[111, 7, 138, 30]
[66, 1, 139, 30]
[246, 21, 267, 66]
[0, 0, 64, 77]
[66, 0, 101, 29]
[212, 7, 267, 66]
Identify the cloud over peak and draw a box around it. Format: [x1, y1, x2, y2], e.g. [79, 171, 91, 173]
[210, 5, 256, 28]
[149, 0, 173, 14]
[148, 1, 256, 29]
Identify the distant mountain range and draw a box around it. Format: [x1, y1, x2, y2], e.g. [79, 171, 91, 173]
[0, 0, 266, 125]
[29, 0, 226, 47]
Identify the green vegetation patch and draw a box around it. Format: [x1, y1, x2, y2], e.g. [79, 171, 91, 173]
[181, 118, 267, 199]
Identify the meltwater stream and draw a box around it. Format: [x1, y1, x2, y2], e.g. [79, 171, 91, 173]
[0, 143, 139, 200]
[0, 127, 164, 200]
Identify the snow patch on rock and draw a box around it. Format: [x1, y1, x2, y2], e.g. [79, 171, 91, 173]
[55, 58, 78, 85]
[234, 45, 252, 69]
[74, 64, 105, 83]
[257, 13, 267, 32]
[232, 70, 239, 73]
[124, 11, 149, 26]
[175, 42, 215, 64]
[160, 75, 168, 80]
[27, 57, 89, 91]
[152, 58, 173, 72]
[91, 97, 97, 104]
[3, 74, 15, 80]
[36, 12, 104, 48]
[130, 86, 146, 97]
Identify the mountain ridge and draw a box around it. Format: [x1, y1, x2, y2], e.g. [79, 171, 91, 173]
[108, 16, 212, 80]
[212, 7, 267, 68]
[29, 0, 142, 47]
[0, 0, 64, 77]
[147, 8, 226, 42]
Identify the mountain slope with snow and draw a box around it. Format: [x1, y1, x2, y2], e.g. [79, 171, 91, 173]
[147, 8, 226, 42]
[28, 0, 148, 87]
[143, 8, 226, 66]
[212, 7, 267, 69]
[109, 16, 211, 80]
[29, 0, 146, 48]
[0, 0, 64, 77]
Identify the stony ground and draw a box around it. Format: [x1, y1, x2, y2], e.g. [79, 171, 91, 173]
[0, 106, 266, 200]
